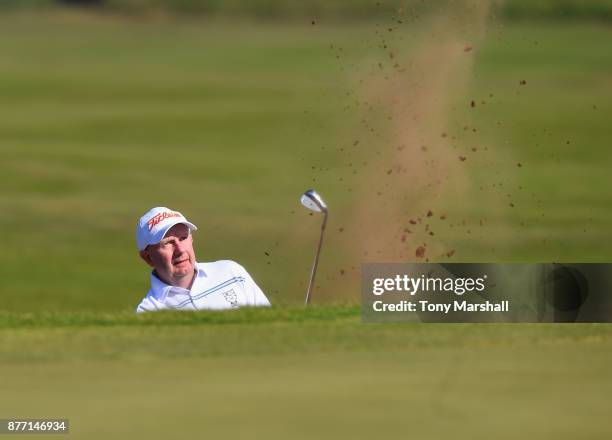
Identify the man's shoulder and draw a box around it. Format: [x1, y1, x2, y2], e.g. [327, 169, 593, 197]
[197, 260, 246, 275]
[136, 293, 163, 313]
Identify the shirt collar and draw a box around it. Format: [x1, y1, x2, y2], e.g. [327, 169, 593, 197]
[149, 262, 207, 302]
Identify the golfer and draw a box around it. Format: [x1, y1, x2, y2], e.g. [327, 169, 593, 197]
[135, 207, 271, 313]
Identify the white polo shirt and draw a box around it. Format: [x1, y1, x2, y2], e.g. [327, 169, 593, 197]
[136, 260, 270, 313]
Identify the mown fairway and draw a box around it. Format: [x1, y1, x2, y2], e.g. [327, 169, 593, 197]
[1, 11, 611, 311]
[0, 11, 360, 310]
[445, 21, 612, 263]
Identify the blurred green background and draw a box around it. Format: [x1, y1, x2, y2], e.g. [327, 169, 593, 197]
[1, 1, 611, 439]
[1, 0, 610, 312]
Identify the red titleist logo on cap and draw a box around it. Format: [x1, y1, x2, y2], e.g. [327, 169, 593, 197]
[147, 211, 182, 231]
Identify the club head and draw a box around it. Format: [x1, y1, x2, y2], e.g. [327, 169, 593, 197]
[300, 189, 328, 213]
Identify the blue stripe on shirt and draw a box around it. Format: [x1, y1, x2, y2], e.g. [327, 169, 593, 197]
[170, 276, 245, 309]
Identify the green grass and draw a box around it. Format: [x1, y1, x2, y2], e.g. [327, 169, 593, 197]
[10, 1, 612, 22]
[439, 21, 612, 262]
[1, 12, 610, 312]
[1, 11, 611, 439]
[0, 305, 359, 328]
[0, 11, 364, 311]
[1, 306, 612, 439]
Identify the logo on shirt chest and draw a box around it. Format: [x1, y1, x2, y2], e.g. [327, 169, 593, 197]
[221, 289, 239, 308]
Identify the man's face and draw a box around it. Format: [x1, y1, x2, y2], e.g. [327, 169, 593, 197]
[139, 223, 197, 286]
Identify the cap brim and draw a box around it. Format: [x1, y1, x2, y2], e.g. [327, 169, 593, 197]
[147, 220, 197, 248]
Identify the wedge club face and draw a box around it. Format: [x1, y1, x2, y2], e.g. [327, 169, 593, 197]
[301, 189, 328, 305]
[301, 189, 328, 213]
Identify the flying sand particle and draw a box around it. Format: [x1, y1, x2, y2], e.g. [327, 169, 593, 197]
[416, 246, 426, 258]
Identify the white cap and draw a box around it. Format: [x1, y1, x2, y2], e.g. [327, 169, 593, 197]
[136, 207, 197, 251]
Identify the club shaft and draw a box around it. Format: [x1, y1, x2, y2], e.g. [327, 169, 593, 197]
[305, 212, 327, 305]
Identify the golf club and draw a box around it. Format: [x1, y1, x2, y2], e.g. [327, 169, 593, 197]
[300, 189, 328, 305]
